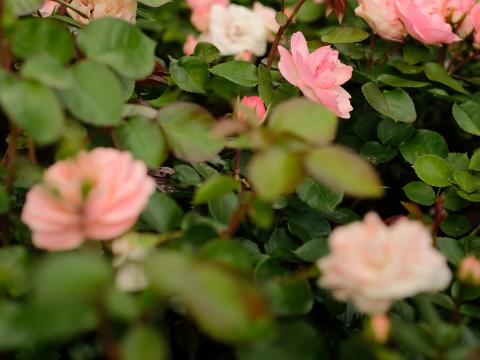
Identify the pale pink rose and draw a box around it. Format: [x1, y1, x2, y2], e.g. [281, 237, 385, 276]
[394, 0, 460, 44]
[234, 51, 254, 62]
[278, 32, 353, 119]
[317, 212, 452, 314]
[239, 96, 266, 123]
[183, 35, 199, 55]
[187, 0, 229, 10]
[355, 0, 407, 42]
[314, 0, 324, 3]
[253, 2, 279, 40]
[444, 0, 474, 23]
[370, 314, 391, 344]
[21, 148, 155, 251]
[458, 255, 480, 286]
[209, 4, 268, 57]
[68, 0, 137, 25]
[39, 0, 58, 17]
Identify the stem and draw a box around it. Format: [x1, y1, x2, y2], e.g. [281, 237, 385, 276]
[5, 125, 18, 193]
[234, 149, 241, 180]
[431, 194, 447, 245]
[52, 0, 91, 20]
[27, 137, 37, 165]
[267, 0, 307, 69]
[220, 201, 247, 239]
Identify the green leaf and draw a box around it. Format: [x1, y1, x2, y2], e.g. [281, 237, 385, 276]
[453, 170, 480, 193]
[194, 42, 220, 63]
[296, 178, 343, 213]
[377, 118, 415, 146]
[268, 98, 338, 146]
[34, 252, 112, 305]
[21, 54, 73, 90]
[77, 18, 156, 79]
[294, 237, 329, 262]
[121, 326, 167, 360]
[288, 211, 330, 241]
[360, 141, 397, 165]
[452, 102, 480, 136]
[440, 214, 472, 237]
[248, 147, 304, 201]
[321, 27, 369, 43]
[403, 181, 436, 206]
[265, 278, 313, 316]
[146, 251, 272, 343]
[470, 149, 480, 171]
[139, 0, 171, 5]
[362, 82, 416, 123]
[377, 74, 429, 88]
[0, 76, 64, 145]
[0, 246, 28, 297]
[448, 153, 470, 172]
[116, 116, 167, 168]
[424, 63, 468, 94]
[59, 61, 124, 126]
[436, 237, 465, 265]
[7, 0, 42, 15]
[305, 145, 383, 198]
[208, 192, 238, 224]
[194, 175, 240, 204]
[413, 155, 451, 187]
[11, 18, 74, 63]
[141, 192, 183, 233]
[210, 61, 258, 87]
[169, 56, 210, 94]
[258, 64, 274, 106]
[157, 102, 224, 163]
[200, 239, 254, 272]
[399, 129, 449, 164]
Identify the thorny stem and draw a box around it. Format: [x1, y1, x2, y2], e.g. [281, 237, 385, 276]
[51, 0, 91, 20]
[266, 0, 307, 69]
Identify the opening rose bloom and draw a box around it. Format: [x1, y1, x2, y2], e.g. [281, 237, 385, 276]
[355, 0, 407, 42]
[239, 96, 267, 123]
[278, 32, 353, 118]
[68, 0, 137, 25]
[317, 212, 452, 314]
[209, 4, 268, 57]
[394, 0, 460, 44]
[21, 148, 155, 251]
[457, 3, 480, 44]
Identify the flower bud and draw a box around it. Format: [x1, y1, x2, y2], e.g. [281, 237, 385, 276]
[458, 255, 480, 286]
[369, 314, 391, 344]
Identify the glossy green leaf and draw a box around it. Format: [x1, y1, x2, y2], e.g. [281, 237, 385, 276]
[377, 74, 429, 88]
[321, 27, 369, 43]
[403, 181, 436, 206]
[296, 178, 343, 213]
[170, 56, 210, 94]
[194, 175, 240, 204]
[413, 155, 451, 187]
[452, 102, 480, 136]
[399, 129, 449, 164]
[424, 63, 468, 94]
[121, 326, 167, 360]
[210, 61, 258, 87]
[141, 192, 184, 233]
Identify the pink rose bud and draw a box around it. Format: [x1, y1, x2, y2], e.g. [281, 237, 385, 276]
[317, 212, 452, 314]
[239, 96, 267, 123]
[21, 148, 156, 251]
[278, 32, 353, 119]
[444, 0, 474, 24]
[183, 35, 199, 56]
[355, 0, 407, 42]
[369, 314, 391, 344]
[394, 0, 460, 45]
[458, 255, 480, 286]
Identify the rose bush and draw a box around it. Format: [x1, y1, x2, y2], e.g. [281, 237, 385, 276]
[0, 0, 480, 359]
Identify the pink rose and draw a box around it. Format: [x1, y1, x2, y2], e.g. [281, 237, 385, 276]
[459, 3, 480, 43]
[68, 0, 138, 25]
[394, 0, 460, 44]
[183, 35, 199, 55]
[458, 255, 480, 286]
[239, 96, 266, 123]
[187, 0, 229, 32]
[21, 148, 155, 251]
[317, 212, 452, 314]
[444, 0, 474, 23]
[354, 0, 407, 42]
[278, 32, 353, 119]
[39, 0, 58, 17]
[370, 314, 391, 344]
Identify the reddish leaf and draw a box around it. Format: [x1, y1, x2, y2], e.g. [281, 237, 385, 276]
[326, 0, 346, 23]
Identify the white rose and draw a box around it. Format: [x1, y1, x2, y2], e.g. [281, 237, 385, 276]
[209, 4, 267, 57]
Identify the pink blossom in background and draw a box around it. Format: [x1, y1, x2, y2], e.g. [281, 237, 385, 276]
[278, 32, 353, 118]
[354, 0, 407, 42]
[458, 3, 480, 43]
[233, 51, 254, 61]
[39, 0, 58, 17]
[370, 314, 391, 344]
[183, 35, 199, 55]
[21, 148, 155, 251]
[317, 212, 452, 314]
[187, 0, 229, 32]
[458, 255, 480, 286]
[394, 0, 460, 44]
[239, 96, 267, 123]
[444, 0, 474, 23]
[68, 0, 138, 24]
[253, 2, 279, 40]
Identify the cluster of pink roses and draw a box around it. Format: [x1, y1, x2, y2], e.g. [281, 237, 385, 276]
[355, 0, 480, 45]
[184, 0, 280, 60]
